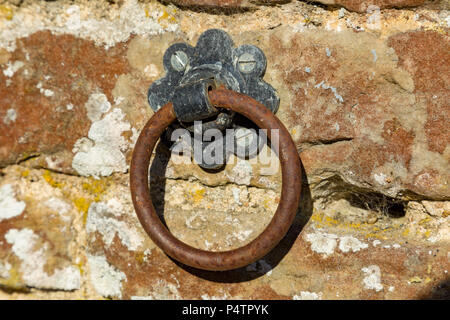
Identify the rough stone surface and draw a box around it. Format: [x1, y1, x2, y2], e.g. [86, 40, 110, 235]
[163, 0, 249, 8]
[163, 0, 428, 12]
[315, 0, 427, 13]
[0, 30, 131, 172]
[0, 169, 82, 291]
[0, 0, 449, 300]
[168, 0, 290, 7]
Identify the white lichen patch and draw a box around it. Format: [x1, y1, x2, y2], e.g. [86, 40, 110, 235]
[0, 184, 25, 222]
[86, 198, 144, 251]
[2, 60, 24, 77]
[0, 0, 178, 52]
[422, 201, 450, 217]
[44, 155, 64, 171]
[306, 232, 369, 256]
[293, 291, 323, 300]
[334, 122, 340, 131]
[4, 228, 81, 290]
[131, 280, 181, 300]
[427, 227, 450, 244]
[373, 172, 388, 185]
[114, 96, 125, 106]
[232, 229, 253, 242]
[44, 197, 72, 222]
[201, 293, 230, 300]
[338, 236, 369, 253]
[305, 231, 338, 257]
[87, 254, 126, 299]
[370, 161, 408, 197]
[0, 262, 11, 278]
[361, 265, 383, 292]
[226, 159, 253, 185]
[232, 187, 242, 205]
[84, 93, 111, 122]
[2, 108, 17, 125]
[143, 64, 159, 78]
[130, 295, 153, 300]
[36, 81, 54, 97]
[72, 107, 131, 178]
[185, 212, 207, 230]
[149, 280, 181, 300]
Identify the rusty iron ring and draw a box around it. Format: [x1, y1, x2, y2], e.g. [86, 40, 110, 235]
[130, 88, 301, 271]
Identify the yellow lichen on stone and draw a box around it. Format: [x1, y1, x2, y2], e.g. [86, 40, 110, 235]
[424, 25, 448, 36]
[346, 222, 362, 229]
[0, 5, 13, 21]
[73, 197, 92, 225]
[187, 188, 205, 204]
[192, 188, 205, 203]
[158, 8, 176, 23]
[419, 217, 432, 225]
[364, 232, 387, 240]
[81, 179, 108, 202]
[311, 212, 356, 229]
[135, 251, 146, 264]
[0, 267, 24, 291]
[263, 198, 271, 209]
[409, 276, 422, 284]
[42, 170, 63, 189]
[310, 211, 405, 241]
[324, 216, 339, 225]
[311, 212, 324, 224]
[21, 169, 30, 178]
[76, 261, 85, 276]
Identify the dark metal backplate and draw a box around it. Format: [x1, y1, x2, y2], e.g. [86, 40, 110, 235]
[147, 29, 279, 115]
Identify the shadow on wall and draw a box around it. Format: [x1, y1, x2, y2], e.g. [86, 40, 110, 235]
[149, 141, 313, 283]
[420, 278, 450, 300]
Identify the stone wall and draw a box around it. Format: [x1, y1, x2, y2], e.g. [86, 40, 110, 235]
[0, 0, 448, 299]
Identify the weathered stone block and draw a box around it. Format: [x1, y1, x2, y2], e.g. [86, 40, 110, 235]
[314, 0, 426, 13]
[0, 0, 448, 300]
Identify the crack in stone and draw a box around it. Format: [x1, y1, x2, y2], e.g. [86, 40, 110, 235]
[301, 137, 354, 149]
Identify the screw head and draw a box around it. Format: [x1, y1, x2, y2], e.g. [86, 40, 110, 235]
[170, 51, 189, 72]
[237, 52, 256, 73]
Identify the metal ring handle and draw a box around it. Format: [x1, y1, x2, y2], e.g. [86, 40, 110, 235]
[130, 88, 301, 271]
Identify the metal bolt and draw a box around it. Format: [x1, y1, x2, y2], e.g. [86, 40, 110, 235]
[170, 51, 189, 71]
[237, 53, 256, 73]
